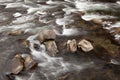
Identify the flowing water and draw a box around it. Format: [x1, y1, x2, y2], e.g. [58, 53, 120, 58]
[0, 0, 120, 80]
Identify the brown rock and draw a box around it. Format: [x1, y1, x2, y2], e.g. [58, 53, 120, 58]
[18, 39, 30, 48]
[38, 29, 56, 42]
[111, 27, 120, 35]
[67, 39, 77, 53]
[24, 55, 37, 70]
[93, 45, 112, 62]
[91, 18, 103, 24]
[44, 41, 58, 56]
[78, 39, 94, 52]
[6, 30, 24, 36]
[11, 54, 24, 74]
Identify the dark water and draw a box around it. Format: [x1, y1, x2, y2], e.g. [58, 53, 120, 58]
[0, 0, 120, 80]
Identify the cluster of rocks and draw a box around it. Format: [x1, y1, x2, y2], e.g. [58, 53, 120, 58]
[37, 29, 58, 56]
[5, 29, 119, 80]
[37, 29, 94, 56]
[8, 54, 37, 75]
[67, 39, 94, 53]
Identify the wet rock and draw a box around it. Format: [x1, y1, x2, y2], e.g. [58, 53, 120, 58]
[93, 45, 112, 62]
[78, 39, 94, 52]
[33, 43, 41, 51]
[71, 11, 85, 16]
[18, 39, 30, 48]
[11, 54, 24, 74]
[6, 30, 24, 36]
[24, 55, 37, 70]
[67, 39, 77, 53]
[91, 18, 103, 24]
[88, 36, 120, 57]
[44, 41, 58, 56]
[111, 27, 120, 35]
[38, 29, 56, 42]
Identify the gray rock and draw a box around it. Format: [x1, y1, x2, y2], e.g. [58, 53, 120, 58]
[38, 29, 56, 42]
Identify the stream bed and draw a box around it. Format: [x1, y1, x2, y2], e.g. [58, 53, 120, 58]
[0, 0, 120, 80]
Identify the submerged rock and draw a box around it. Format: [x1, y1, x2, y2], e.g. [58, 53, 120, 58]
[111, 27, 120, 35]
[67, 39, 77, 53]
[93, 45, 114, 62]
[18, 39, 30, 48]
[44, 41, 58, 56]
[6, 30, 24, 36]
[24, 55, 37, 70]
[11, 54, 24, 74]
[91, 18, 103, 24]
[38, 29, 56, 42]
[78, 39, 94, 52]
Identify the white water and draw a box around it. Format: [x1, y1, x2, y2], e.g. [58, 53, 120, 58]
[103, 21, 120, 40]
[0, 0, 119, 37]
[26, 34, 94, 79]
[82, 14, 116, 21]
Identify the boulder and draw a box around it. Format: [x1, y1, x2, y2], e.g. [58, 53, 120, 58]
[11, 54, 24, 74]
[6, 30, 24, 36]
[38, 29, 56, 42]
[78, 39, 94, 52]
[67, 39, 77, 53]
[44, 41, 58, 56]
[24, 55, 37, 70]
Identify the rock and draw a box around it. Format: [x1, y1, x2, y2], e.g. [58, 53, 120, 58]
[38, 29, 56, 42]
[91, 18, 103, 24]
[78, 39, 94, 52]
[33, 43, 41, 51]
[11, 54, 24, 74]
[67, 39, 77, 53]
[6, 30, 24, 36]
[24, 55, 37, 70]
[72, 11, 85, 16]
[18, 39, 30, 48]
[93, 45, 112, 62]
[44, 41, 58, 56]
[111, 27, 120, 35]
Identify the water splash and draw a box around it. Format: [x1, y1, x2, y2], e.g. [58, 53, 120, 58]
[26, 34, 94, 79]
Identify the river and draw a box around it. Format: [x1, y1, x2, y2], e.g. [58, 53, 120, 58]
[0, 0, 120, 80]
